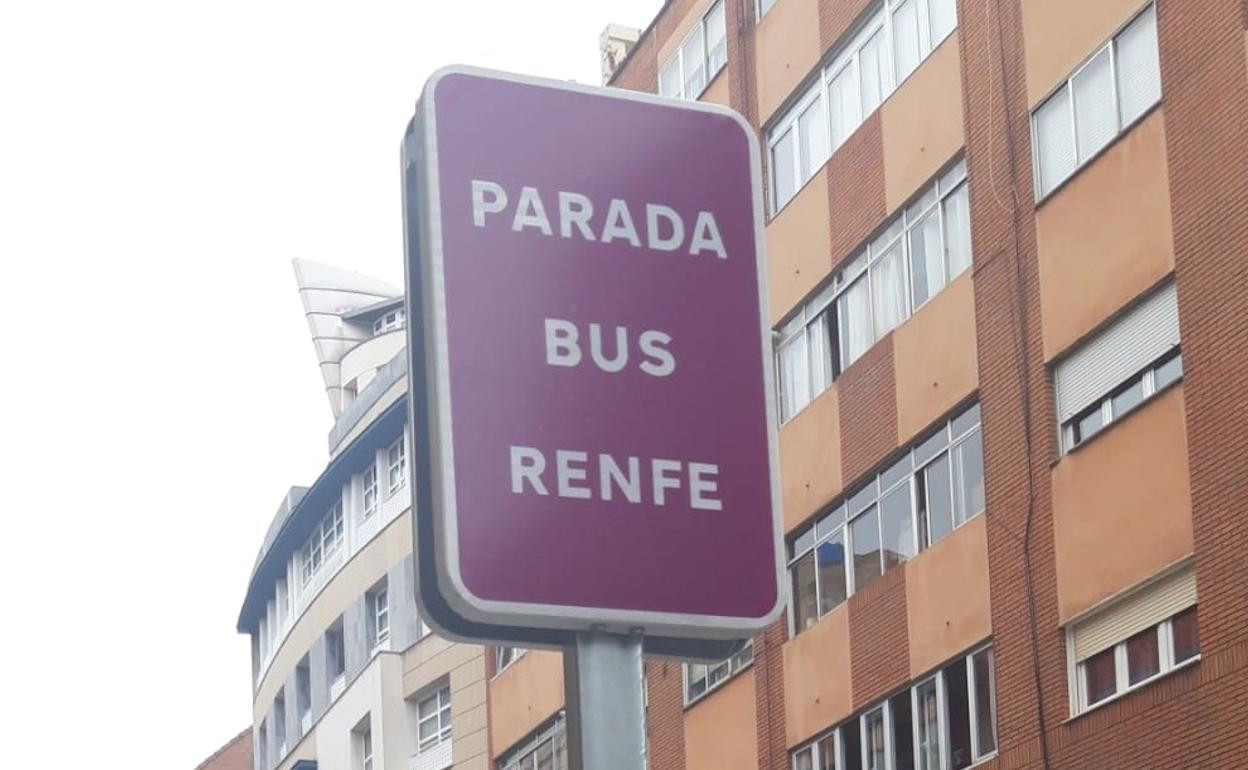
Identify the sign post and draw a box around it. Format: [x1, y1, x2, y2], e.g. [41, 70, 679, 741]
[402, 66, 781, 768]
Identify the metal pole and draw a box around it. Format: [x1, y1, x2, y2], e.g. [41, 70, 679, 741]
[563, 630, 647, 770]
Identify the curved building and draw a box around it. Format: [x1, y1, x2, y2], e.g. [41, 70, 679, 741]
[237, 260, 487, 770]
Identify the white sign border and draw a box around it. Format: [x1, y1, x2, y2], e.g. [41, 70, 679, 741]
[414, 64, 785, 640]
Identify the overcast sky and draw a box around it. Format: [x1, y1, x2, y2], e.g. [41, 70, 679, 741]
[0, 1, 661, 765]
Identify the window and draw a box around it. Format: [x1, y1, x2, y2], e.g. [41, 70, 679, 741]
[789, 402, 983, 634]
[297, 657, 312, 733]
[498, 716, 568, 770]
[415, 685, 453, 753]
[1069, 564, 1199, 714]
[768, 0, 958, 212]
[300, 500, 345, 587]
[777, 162, 970, 422]
[363, 462, 379, 518]
[257, 725, 268, 770]
[758, 0, 777, 18]
[327, 619, 346, 683]
[658, 0, 727, 100]
[373, 308, 404, 335]
[495, 645, 526, 674]
[274, 692, 287, 755]
[387, 436, 407, 495]
[792, 646, 996, 770]
[685, 640, 754, 704]
[354, 720, 374, 770]
[1031, 4, 1160, 198]
[1055, 282, 1180, 453]
[368, 581, 390, 649]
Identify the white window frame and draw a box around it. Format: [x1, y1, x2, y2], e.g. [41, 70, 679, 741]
[683, 639, 755, 705]
[373, 309, 403, 335]
[767, 0, 958, 214]
[788, 402, 983, 636]
[494, 645, 527, 675]
[300, 500, 345, 588]
[1030, 3, 1161, 201]
[360, 727, 373, 770]
[362, 462, 379, 518]
[416, 685, 454, 753]
[1062, 347, 1182, 452]
[371, 584, 390, 648]
[1069, 610, 1200, 715]
[387, 435, 407, 496]
[658, 0, 728, 100]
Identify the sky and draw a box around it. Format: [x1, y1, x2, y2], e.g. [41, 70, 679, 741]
[0, 1, 661, 766]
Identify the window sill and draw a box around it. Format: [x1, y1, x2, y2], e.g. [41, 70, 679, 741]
[1034, 100, 1163, 209]
[683, 659, 753, 710]
[1065, 654, 1200, 723]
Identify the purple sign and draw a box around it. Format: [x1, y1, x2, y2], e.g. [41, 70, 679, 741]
[408, 67, 782, 639]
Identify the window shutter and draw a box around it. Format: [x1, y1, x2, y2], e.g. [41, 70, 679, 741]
[1054, 282, 1180, 424]
[1072, 563, 1197, 662]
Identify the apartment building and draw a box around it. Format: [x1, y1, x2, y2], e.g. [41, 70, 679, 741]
[196, 729, 254, 770]
[484, 0, 1248, 769]
[237, 260, 488, 770]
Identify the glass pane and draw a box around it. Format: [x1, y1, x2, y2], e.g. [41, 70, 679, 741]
[1116, 5, 1161, 125]
[863, 709, 887, 770]
[810, 313, 834, 396]
[758, 0, 777, 16]
[871, 242, 909, 337]
[951, 402, 982, 437]
[921, 455, 954, 548]
[687, 663, 708, 699]
[819, 735, 838, 770]
[890, 692, 915, 770]
[946, 658, 972, 769]
[816, 504, 847, 538]
[1073, 405, 1104, 445]
[952, 429, 985, 524]
[1154, 351, 1183, 389]
[772, 129, 797, 210]
[536, 741, 555, 770]
[914, 427, 949, 465]
[843, 722, 863, 770]
[1084, 647, 1118, 705]
[972, 649, 996, 756]
[916, 680, 941, 770]
[839, 276, 873, 368]
[859, 28, 887, 115]
[1072, 48, 1117, 161]
[791, 551, 819, 631]
[659, 58, 681, 98]
[705, 1, 727, 75]
[1034, 88, 1076, 196]
[892, 0, 922, 82]
[794, 526, 817, 557]
[1110, 378, 1145, 418]
[943, 184, 972, 279]
[799, 98, 830, 181]
[909, 210, 945, 307]
[682, 27, 706, 96]
[929, 0, 957, 47]
[880, 453, 913, 491]
[817, 534, 848, 613]
[779, 335, 810, 422]
[828, 64, 860, 150]
[795, 748, 815, 770]
[1172, 607, 1200, 663]
[851, 507, 883, 591]
[1126, 627, 1161, 685]
[848, 482, 878, 515]
[879, 485, 915, 571]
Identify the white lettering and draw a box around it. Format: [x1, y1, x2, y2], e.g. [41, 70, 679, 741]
[646, 204, 684, 252]
[589, 324, 628, 373]
[544, 318, 581, 367]
[652, 458, 682, 506]
[688, 463, 723, 510]
[601, 199, 642, 247]
[512, 186, 552, 234]
[689, 211, 727, 259]
[638, 330, 676, 377]
[471, 180, 508, 227]
[555, 450, 591, 499]
[558, 192, 596, 240]
[510, 446, 548, 495]
[599, 454, 641, 503]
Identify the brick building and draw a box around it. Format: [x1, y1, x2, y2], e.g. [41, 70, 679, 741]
[482, 1, 1248, 769]
[196, 729, 255, 770]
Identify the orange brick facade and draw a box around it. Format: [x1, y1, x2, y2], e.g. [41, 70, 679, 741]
[485, 1, 1248, 768]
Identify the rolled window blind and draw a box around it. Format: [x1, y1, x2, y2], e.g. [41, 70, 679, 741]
[1055, 282, 1180, 424]
[1072, 563, 1197, 662]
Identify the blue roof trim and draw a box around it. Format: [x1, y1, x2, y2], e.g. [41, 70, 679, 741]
[328, 349, 407, 454]
[237, 395, 408, 632]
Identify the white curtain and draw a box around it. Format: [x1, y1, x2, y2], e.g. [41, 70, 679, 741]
[828, 63, 859, 151]
[839, 276, 872, 368]
[943, 183, 972, 278]
[871, 244, 908, 337]
[858, 28, 887, 115]
[909, 210, 945, 307]
[892, 0, 922, 82]
[779, 334, 810, 421]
